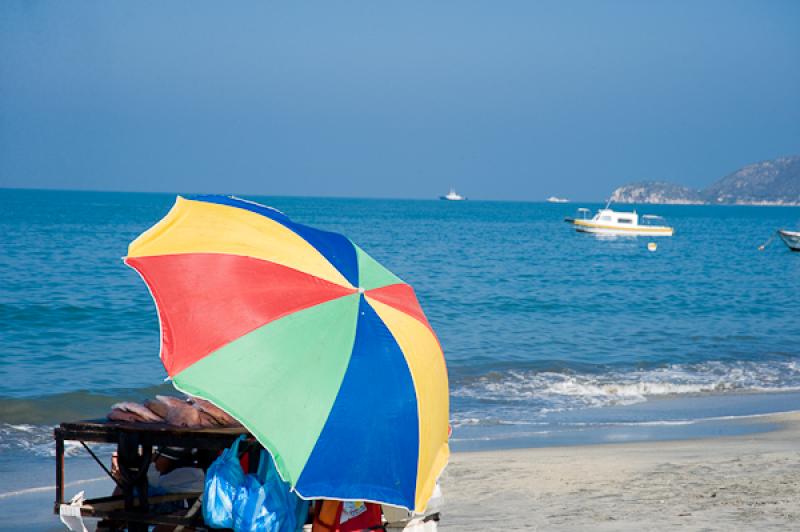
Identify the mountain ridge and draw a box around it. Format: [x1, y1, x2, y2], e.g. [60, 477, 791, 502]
[611, 156, 800, 206]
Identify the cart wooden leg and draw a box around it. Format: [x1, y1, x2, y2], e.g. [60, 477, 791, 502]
[118, 432, 150, 532]
[138, 443, 152, 513]
[55, 431, 64, 510]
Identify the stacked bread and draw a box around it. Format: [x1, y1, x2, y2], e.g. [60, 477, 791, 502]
[107, 395, 241, 428]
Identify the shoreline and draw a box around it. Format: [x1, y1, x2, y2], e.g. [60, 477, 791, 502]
[440, 411, 800, 530]
[451, 389, 800, 452]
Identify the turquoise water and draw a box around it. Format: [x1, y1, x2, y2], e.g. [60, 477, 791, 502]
[1, 188, 799, 454]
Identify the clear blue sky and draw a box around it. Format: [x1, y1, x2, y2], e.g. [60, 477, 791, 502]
[1, 1, 798, 201]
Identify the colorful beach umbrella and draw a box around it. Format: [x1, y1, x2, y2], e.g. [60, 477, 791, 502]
[125, 195, 449, 512]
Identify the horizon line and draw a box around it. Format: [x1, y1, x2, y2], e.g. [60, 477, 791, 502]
[0, 185, 606, 204]
[2, 186, 798, 207]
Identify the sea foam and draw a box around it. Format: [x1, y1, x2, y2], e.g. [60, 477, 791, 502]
[450, 359, 800, 425]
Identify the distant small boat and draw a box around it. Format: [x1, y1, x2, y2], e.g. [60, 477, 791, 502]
[566, 202, 674, 236]
[778, 230, 800, 252]
[547, 196, 569, 203]
[440, 188, 466, 201]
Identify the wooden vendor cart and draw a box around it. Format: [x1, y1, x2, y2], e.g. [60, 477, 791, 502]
[54, 419, 249, 531]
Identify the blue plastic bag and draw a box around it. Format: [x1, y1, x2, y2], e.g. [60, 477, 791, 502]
[232, 449, 309, 532]
[203, 435, 247, 528]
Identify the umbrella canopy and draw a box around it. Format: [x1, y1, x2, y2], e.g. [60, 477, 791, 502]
[125, 195, 449, 512]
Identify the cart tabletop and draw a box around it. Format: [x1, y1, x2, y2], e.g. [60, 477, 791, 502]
[56, 419, 250, 448]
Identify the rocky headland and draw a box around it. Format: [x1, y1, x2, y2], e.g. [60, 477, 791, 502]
[611, 156, 800, 205]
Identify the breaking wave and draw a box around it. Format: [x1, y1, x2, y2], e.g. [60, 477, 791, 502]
[450, 359, 800, 426]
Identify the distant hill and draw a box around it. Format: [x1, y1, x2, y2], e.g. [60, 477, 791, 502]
[702, 156, 800, 204]
[611, 156, 800, 206]
[610, 181, 704, 204]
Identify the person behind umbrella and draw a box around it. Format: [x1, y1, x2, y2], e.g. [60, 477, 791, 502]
[100, 447, 205, 531]
[148, 447, 205, 495]
[109, 446, 205, 497]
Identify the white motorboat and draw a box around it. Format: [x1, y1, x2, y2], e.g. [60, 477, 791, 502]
[778, 230, 800, 252]
[440, 188, 466, 201]
[567, 203, 674, 236]
[547, 196, 569, 203]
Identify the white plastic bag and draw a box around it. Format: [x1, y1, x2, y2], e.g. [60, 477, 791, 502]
[383, 482, 443, 530]
[59, 491, 88, 532]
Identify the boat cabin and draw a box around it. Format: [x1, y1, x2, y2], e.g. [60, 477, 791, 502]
[591, 208, 638, 225]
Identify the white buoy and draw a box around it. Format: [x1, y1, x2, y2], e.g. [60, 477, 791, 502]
[648, 242, 657, 252]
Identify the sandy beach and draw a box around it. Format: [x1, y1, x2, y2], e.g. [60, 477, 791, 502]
[440, 412, 800, 531]
[0, 412, 798, 530]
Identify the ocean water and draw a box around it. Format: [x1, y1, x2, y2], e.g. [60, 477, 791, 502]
[1, 188, 799, 460]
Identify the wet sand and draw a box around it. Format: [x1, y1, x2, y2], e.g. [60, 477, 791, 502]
[0, 456, 113, 532]
[440, 412, 800, 531]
